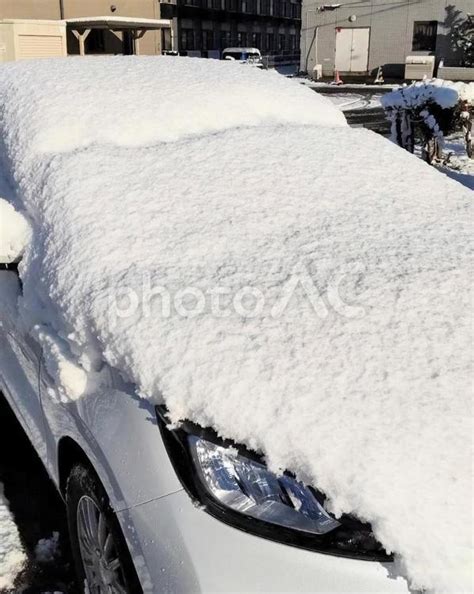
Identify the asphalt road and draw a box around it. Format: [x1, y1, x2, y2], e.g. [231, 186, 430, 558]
[343, 106, 391, 136]
[311, 87, 392, 136]
[0, 394, 76, 593]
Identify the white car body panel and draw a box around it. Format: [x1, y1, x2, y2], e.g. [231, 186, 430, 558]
[118, 490, 410, 593]
[38, 361, 183, 510]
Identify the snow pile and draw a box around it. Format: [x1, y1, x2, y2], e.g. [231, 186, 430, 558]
[35, 531, 60, 563]
[381, 79, 474, 110]
[457, 81, 474, 104]
[0, 58, 472, 594]
[0, 198, 31, 264]
[0, 483, 26, 590]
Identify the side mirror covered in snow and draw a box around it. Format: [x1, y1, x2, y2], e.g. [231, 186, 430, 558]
[0, 198, 31, 265]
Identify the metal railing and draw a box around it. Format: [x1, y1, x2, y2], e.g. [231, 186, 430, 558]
[261, 51, 300, 68]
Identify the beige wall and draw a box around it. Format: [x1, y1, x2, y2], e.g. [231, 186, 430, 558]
[0, 20, 66, 62]
[0, 0, 60, 19]
[0, 0, 163, 54]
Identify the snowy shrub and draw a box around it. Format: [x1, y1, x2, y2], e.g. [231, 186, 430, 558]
[381, 79, 474, 163]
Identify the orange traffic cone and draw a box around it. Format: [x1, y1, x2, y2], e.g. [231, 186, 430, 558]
[332, 69, 343, 85]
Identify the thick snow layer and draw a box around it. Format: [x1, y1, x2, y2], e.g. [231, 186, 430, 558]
[381, 79, 474, 110]
[0, 482, 26, 590]
[0, 55, 345, 158]
[0, 57, 472, 593]
[0, 198, 31, 264]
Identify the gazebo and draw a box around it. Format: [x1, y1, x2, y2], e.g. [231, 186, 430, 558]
[66, 16, 173, 56]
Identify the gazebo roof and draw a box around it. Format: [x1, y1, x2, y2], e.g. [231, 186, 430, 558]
[66, 16, 172, 30]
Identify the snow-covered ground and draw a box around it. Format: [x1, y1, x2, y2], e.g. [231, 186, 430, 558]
[0, 57, 472, 593]
[323, 92, 383, 111]
[0, 394, 74, 592]
[300, 78, 396, 91]
[0, 483, 26, 591]
[436, 134, 474, 190]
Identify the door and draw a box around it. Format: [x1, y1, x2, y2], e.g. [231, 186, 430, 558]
[0, 271, 47, 462]
[335, 28, 370, 73]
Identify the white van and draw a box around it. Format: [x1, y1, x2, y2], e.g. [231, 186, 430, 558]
[222, 46, 262, 66]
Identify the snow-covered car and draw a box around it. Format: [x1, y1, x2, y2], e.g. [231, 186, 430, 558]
[222, 46, 263, 66]
[0, 57, 471, 594]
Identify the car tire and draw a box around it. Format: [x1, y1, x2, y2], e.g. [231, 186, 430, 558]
[66, 463, 142, 594]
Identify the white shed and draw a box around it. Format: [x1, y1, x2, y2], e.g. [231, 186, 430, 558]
[0, 19, 67, 63]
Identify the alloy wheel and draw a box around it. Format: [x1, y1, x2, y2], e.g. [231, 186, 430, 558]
[76, 495, 127, 593]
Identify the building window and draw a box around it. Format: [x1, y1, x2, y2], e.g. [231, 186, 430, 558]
[289, 33, 296, 50]
[181, 29, 195, 51]
[237, 31, 248, 46]
[260, 0, 271, 15]
[266, 32, 274, 51]
[220, 30, 231, 49]
[412, 21, 437, 51]
[202, 30, 215, 49]
[162, 29, 172, 52]
[226, 0, 238, 9]
[246, 0, 257, 13]
[278, 33, 286, 51]
[251, 32, 261, 48]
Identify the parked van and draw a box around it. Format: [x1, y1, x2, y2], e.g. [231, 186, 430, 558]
[222, 46, 262, 66]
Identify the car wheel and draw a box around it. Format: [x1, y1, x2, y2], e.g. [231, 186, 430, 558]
[66, 463, 142, 594]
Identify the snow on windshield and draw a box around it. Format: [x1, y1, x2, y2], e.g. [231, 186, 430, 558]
[0, 57, 472, 594]
[0, 55, 345, 158]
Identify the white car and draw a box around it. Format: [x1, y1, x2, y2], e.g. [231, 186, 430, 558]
[0, 281, 411, 593]
[222, 47, 263, 66]
[0, 57, 470, 594]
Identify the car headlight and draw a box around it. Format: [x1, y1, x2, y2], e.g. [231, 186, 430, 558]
[156, 406, 389, 561]
[188, 435, 340, 535]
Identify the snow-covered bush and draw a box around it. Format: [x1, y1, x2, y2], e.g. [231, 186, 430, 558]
[381, 79, 474, 163]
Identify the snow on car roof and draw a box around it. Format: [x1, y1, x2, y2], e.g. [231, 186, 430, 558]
[0, 57, 472, 593]
[0, 55, 345, 157]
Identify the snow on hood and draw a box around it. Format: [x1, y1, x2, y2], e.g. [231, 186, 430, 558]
[0, 57, 472, 593]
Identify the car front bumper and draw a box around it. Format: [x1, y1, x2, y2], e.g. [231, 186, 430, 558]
[117, 489, 411, 594]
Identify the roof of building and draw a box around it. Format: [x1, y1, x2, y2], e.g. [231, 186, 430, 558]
[66, 16, 171, 30]
[0, 18, 66, 26]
